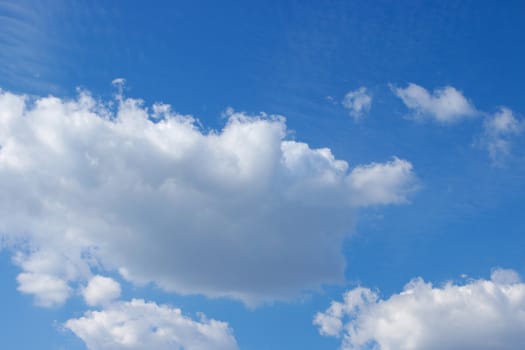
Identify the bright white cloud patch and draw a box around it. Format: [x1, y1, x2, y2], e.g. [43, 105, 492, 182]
[347, 158, 416, 206]
[65, 299, 238, 350]
[481, 107, 523, 165]
[83, 275, 122, 306]
[0, 88, 417, 305]
[394, 83, 477, 123]
[314, 269, 525, 350]
[17, 272, 71, 307]
[342, 87, 372, 120]
[13, 250, 80, 307]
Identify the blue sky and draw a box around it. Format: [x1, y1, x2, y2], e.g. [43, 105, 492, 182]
[1, 1, 525, 349]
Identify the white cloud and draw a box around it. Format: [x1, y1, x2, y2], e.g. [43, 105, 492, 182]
[314, 268, 525, 350]
[13, 250, 82, 307]
[0, 88, 417, 305]
[393, 83, 477, 123]
[486, 108, 522, 135]
[111, 77, 126, 86]
[480, 107, 523, 165]
[17, 272, 71, 307]
[65, 299, 238, 350]
[342, 87, 372, 120]
[83, 275, 122, 306]
[347, 158, 417, 206]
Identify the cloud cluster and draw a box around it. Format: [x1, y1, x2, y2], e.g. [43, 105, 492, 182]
[342, 87, 372, 121]
[314, 269, 525, 350]
[394, 83, 524, 164]
[393, 83, 477, 123]
[0, 88, 417, 306]
[65, 299, 239, 350]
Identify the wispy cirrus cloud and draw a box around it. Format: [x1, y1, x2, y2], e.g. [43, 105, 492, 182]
[0, 1, 61, 92]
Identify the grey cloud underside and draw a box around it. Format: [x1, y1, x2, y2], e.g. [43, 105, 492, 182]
[0, 89, 417, 305]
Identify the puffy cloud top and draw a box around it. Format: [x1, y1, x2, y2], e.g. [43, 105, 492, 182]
[314, 269, 525, 350]
[65, 299, 238, 350]
[83, 275, 122, 306]
[0, 88, 417, 305]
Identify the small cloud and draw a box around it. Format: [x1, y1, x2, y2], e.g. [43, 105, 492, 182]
[342, 87, 372, 121]
[13, 250, 77, 308]
[393, 83, 477, 123]
[82, 275, 122, 307]
[479, 107, 523, 166]
[325, 96, 338, 105]
[111, 78, 126, 98]
[485, 107, 523, 135]
[346, 157, 419, 207]
[111, 78, 126, 86]
[17, 272, 71, 307]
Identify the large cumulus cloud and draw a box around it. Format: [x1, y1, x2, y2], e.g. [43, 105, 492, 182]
[0, 87, 417, 305]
